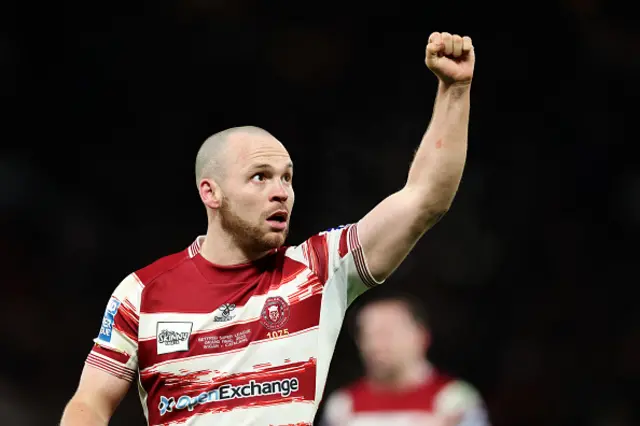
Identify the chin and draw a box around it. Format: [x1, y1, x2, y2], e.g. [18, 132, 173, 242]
[262, 233, 287, 249]
[370, 367, 401, 382]
[367, 359, 398, 376]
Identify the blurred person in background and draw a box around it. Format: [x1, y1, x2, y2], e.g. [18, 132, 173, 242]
[321, 293, 489, 426]
[60, 31, 475, 426]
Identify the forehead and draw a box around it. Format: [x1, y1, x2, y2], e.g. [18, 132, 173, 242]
[226, 132, 292, 169]
[358, 301, 414, 328]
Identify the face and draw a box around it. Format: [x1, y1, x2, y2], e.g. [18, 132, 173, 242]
[212, 132, 295, 255]
[357, 301, 429, 381]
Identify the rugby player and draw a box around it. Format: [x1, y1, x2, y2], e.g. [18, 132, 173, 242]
[60, 31, 475, 425]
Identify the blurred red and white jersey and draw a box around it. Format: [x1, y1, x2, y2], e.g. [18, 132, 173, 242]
[320, 368, 490, 426]
[85, 224, 380, 426]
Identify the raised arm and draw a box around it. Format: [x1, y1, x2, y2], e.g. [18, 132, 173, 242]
[358, 32, 475, 282]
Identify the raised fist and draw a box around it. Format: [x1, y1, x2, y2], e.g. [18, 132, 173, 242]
[425, 32, 475, 85]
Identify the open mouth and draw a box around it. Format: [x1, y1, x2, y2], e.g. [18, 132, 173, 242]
[267, 211, 288, 223]
[266, 210, 288, 231]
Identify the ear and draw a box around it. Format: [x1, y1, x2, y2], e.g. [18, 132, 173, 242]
[421, 327, 431, 352]
[199, 178, 223, 210]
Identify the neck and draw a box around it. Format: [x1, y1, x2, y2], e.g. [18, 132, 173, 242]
[370, 359, 431, 391]
[199, 224, 268, 266]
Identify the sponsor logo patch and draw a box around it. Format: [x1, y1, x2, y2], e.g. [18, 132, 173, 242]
[213, 303, 236, 323]
[98, 297, 121, 342]
[156, 321, 193, 355]
[158, 377, 300, 416]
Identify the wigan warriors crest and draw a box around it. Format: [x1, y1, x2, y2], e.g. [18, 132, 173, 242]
[260, 296, 290, 330]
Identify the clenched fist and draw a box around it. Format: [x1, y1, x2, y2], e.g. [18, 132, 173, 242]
[425, 32, 474, 85]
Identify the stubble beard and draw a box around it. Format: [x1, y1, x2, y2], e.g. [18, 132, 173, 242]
[219, 197, 288, 256]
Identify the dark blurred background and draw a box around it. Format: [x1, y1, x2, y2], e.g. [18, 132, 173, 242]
[1, 0, 638, 425]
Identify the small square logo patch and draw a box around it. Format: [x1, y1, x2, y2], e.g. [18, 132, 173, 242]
[156, 321, 193, 355]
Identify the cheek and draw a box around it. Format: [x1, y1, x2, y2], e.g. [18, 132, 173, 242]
[235, 190, 262, 209]
[386, 331, 414, 352]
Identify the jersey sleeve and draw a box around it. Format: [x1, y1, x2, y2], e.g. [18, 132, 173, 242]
[290, 223, 384, 306]
[85, 273, 142, 382]
[319, 389, 353, 426]
[435, 380, 491, 426]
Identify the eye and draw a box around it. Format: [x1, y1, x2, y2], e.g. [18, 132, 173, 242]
[282, 173, 292, 183]
[251, 173, 266, 182]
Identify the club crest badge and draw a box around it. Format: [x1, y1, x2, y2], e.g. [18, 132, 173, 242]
[260, 296, 290, 331]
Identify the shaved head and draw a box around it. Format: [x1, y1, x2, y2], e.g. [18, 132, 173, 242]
[195, 124, 294, 262]
[195, 126, 274, 184]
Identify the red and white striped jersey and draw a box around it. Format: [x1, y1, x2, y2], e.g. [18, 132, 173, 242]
[86, 224, 380, 426]
[320, 368, 490, 426]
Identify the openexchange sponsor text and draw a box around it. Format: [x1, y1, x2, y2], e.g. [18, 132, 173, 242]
[158, 377, 300, 415]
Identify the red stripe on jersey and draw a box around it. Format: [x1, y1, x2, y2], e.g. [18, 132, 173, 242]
[287, 276, 322, 305]
[91, 343, 130, 364]
[122, 299, 139, 325]
[301, 242, 313, 276]
[86, 353, 136, 382]
[114, 300, 139, 342]
[139, 253, 316, 315]
[138, 292, 322, 368]
[279, 260, 308, 287]
[338, 226, 350, 258]
[348, 372, 452, 413]
[140, 251, 312, 314]
[305, 234, 329, 284]
[349, 225, 378, 288]
[253, 362, 272, 369]
[145, 358, 317, 425]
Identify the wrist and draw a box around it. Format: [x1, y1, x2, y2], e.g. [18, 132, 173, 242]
[438, 80, 471, 98]
[439, 78, 471, 89]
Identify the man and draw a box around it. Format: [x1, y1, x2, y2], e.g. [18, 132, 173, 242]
[320, 293, 489, 426]
[60, 31, 475, 426]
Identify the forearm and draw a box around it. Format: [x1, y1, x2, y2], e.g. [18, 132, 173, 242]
[406, 81, 471, 214]
[60, 399, 108, 426]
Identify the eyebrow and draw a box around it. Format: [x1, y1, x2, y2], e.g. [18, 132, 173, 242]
[250, 162, 293, 171]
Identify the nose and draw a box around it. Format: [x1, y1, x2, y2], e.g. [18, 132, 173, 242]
[269, 182, 289, 203]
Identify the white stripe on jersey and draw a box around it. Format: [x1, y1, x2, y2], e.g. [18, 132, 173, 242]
[162, 400, 316, 426]
[142, 327, 318, 376]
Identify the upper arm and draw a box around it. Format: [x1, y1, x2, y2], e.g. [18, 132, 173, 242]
[62, 274, 142, 424]
[358, 187, 446, 282]
[68, 363, 132, 421]
[86, 274, 143, 382]
[85, 273, 141, 382]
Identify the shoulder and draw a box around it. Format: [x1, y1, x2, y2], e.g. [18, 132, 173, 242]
[133, 240, 198, 289]
[286, 224, 355, 258]
[435, 378, 484, 414]
[323, 382, 360, 418]
[326, 378, 366, 404]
